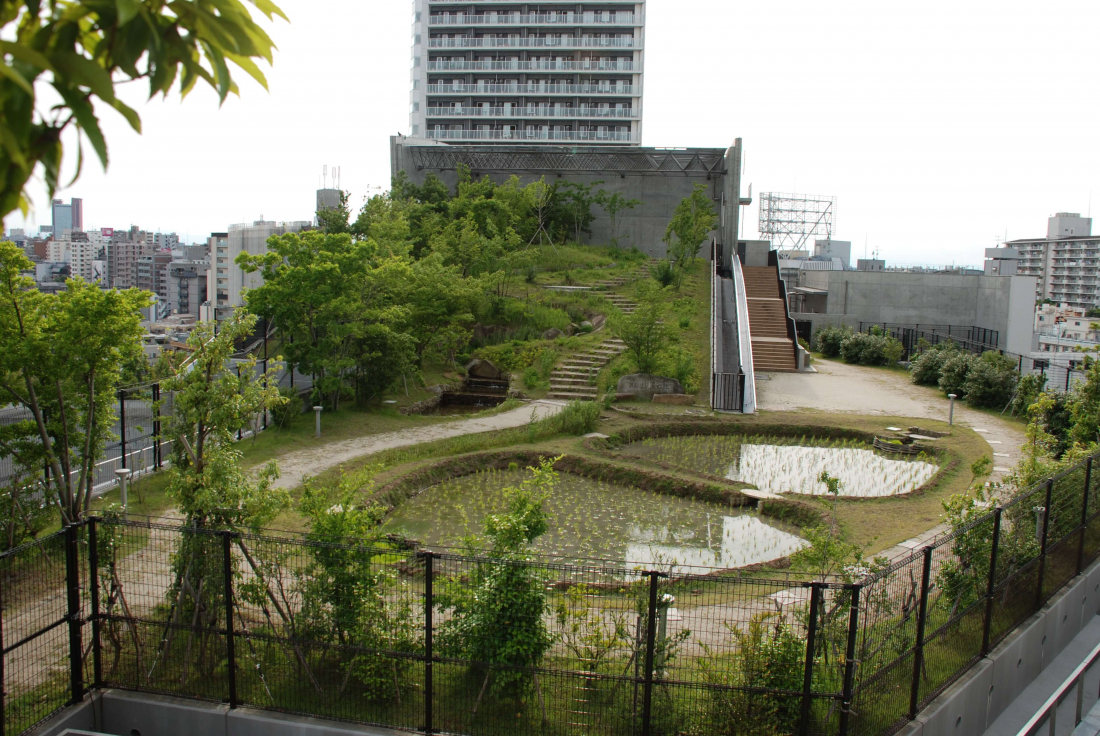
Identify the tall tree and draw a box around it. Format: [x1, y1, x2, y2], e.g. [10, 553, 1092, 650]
[559, 180, 604, 243]
[0, 242, 148, 522]
[664, 183, 717, 269]
[0, 0, 286, 226]
[597, 191, 642, 245]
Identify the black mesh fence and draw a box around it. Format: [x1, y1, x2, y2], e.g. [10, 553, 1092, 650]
[2, 451, 1100, 736]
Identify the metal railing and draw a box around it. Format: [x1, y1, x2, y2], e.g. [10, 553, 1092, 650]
[429, 13, 639, 26]
[6, 450, 1100, 736]
[427, 106, 639, 118]
[425, 82, 638, 94]
[1017, 639, 1100, 736]
[731, 247, 757, 412]
[426, 129, 638, 142]
[427, 60, 635, 72]
[428, 37, 638, 49]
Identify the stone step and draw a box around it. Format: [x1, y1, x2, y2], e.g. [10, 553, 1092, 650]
[548, 390, 599, 400]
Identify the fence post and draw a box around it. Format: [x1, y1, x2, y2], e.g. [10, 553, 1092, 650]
[222, 531, 237, 708]
[641, 571, 659, 736]
[909, 546, 933, 719]
[152, 383, 161, 469]
[1036, 479, 1054, 610]
[65, 523, 84, 705]
[982, 507, 1003, 656]
[118, 389, 127, 469]
[423, 551, 433, 735]
[88, 518, 102, 689]
[800, 582, 823, 736]
[839, 584, 862, 736]
[1079, 458, 1093, 575]
[236, 366, 243, 442]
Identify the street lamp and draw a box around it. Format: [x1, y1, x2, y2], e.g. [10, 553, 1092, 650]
[314, 406, 323, 438]
[114, 468, 133, 508]
[948, 394, 957, 426]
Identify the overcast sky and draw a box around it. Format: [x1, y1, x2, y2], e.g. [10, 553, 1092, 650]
[8, 0, 1100, 265]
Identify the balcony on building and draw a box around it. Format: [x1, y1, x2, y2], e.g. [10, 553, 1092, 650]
[429, 35, 639, 50]
[427, 58, 635, 72]
[425, 127, 638, 143]
[428, 12, 641, 28]
[426, 104, 639, 119]
[426, 81, 638, 95]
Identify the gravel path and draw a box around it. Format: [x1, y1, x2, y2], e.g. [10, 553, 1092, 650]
[755, 357, 1027, 559]
[270, 399, 567, 490]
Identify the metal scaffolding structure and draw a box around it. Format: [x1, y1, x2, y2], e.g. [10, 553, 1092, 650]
[409, 145, 727, 176]
[758, 192, 836, 251]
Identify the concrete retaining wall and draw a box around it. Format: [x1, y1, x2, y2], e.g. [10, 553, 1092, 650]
[898, 558, 1100, 736]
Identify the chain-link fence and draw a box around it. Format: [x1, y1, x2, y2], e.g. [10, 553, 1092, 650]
[3, 451, 1100, 736]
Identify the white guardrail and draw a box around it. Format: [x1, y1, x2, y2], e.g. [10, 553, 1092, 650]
[731, 250, 757, 413]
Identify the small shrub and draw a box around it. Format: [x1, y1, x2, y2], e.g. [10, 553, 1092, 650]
[524, 265, 538, 284]
[938, 352, 976, 398]
[663, 346, 698, 395]
[963, 351, 1019, 409]
[553, 400, 602, 435]
[653, 259, 676, 287]
[1011, 373, 1047, 417]
[910, 344, 955, 386]
[678, 316, 691, 329]
[838, 331, 902, 366]
[522, 367, 543, 390]
[270, 386, 301, 428]
[814, 324, 853, 358]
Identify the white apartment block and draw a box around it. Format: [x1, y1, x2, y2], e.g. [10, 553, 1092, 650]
[209, 221, 309, 318]
[409, 1, 646, 145]
[1010, 213, 1098, 310]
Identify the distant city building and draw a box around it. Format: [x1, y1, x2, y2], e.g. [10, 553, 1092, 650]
[206, 232, 229, 316]
[316, 188, 342, 214]
[150, 232, 180, 249]
[409, 0, 646, 145]
[813, 239, 852, 269]
[212, 221, 310, 319]
[1011, 213, 1098, 310]
[984, 247, 1020, 277]
[167, 260, 210, 319]
[1034, 302, 1096, 339]
[106, 227, 150, 290]
[135, 252, 172, 301]
[51, 198, 82, 233]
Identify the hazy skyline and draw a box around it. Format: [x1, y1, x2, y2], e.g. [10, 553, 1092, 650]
[8, 0, 1099, 265]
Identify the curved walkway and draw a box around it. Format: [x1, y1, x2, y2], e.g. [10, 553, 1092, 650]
[756, 357, 1027, 557]
[271, 399, 567, 490]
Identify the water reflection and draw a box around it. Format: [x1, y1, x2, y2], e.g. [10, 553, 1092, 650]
[621, 435, 938, 498]
[731, 445, 937, 498]
[381, 469, 806, 572]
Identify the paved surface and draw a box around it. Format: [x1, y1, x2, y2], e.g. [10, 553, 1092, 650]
[271, 399, 567, 490]
[756, 357, 1028, 559]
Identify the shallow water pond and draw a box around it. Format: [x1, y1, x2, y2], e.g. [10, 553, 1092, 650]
[381, 469, 807, 572]
[621, 435, 938, 498]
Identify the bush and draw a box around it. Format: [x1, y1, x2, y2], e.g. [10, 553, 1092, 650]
[551, 401, 601, 435]
[838, 331, 904, 366]
[963, 352, 1019, 409]
[938, 352, 976, 398]
[652, 259, 676, 287]
[270, 386, 301, 428]
[663, 346, 698, 395]
[910, 344, 955, 386]
[1011, 373, 1048, 417]
[814, 324, 853, 358]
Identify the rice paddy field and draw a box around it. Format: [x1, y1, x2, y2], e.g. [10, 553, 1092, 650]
[618, 434, 939, 498]
[381, 468, 807, 572]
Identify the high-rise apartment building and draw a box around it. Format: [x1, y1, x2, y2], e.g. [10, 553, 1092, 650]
[208, 221, 309, 319]
[135, 252, 173, 301]
[409, 1, 645, 145]
[168, 260, 210, 319]
[1010, 213, 1099, 310]
[51, 198, 82, 233]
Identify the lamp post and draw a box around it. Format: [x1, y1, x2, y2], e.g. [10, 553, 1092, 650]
[314, 405, 323, 438]
[948, 393, 957, 426]
[114, 468, 133, 508]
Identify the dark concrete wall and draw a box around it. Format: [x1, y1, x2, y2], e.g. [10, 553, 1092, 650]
[390, 137, 732, 259]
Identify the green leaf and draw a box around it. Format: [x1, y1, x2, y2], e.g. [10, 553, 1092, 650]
[224, 52, 268, 90]
[0, 62, 33, 95]
[248, 0, 289, 22]
[0, 125, 29, 169]
[53, 85, 108, 169]
[51, 52, 116, 103]
[115, 0, 141, 25]
[108, 98, 142, 133]
[0, 41, 52, 72]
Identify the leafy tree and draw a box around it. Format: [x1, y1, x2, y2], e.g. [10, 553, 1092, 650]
[1, 0, 286, 225]
[909, 342, 956, 385]
[436, 457, 559, 701]
[663, 183, 716, 269]
[160, 310, 286, 531]
[1071, 359, 1100, 447]
[596, 190, 641, 245]
[0, 242, 148, 522]
[610, 290, 670, 375]
[559, 180, 604, 243]
[937, 352, 975, 398]
[316, 190, 353, 235]
[962, 351, 1019, 409]
[813, 324, 853, 358]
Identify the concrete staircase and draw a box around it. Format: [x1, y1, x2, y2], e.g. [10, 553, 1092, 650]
[603, 293, 638, 314]
[742, 266, 797, 373]
[593, 260, 656, 290]
[546, 338, 626, 401]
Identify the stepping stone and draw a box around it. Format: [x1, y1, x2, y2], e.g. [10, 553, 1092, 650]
[886, 426, 903, 432]
[994, 453, 1010, 457]
[987, 440, 1002, 444]
[583, 433, 609, 439]
[994, 467, 1011, 472]
[908, 434, 940, 441]
[973, 429, 990, 433]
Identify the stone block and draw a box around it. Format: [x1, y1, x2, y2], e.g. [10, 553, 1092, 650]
[652, 393, 694, 405]
[614, 392, 634, 401]
[987, 612, 1045, 724]
[616, 374, 683, 400]
[915, 658, 993, 736]
[465, 359, 503, 380]
[543, 328, 563, 340]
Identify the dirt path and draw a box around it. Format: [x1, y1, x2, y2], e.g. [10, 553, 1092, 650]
[270, 399, 567, 490]
[755, 357, 1027, 559]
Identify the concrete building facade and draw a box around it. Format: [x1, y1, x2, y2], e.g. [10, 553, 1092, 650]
[212, 221, 309, 318]
[390, 137, 728, 257]
[167, 260, 210, 319]
[409, 0, 645, 145]
[51, 198, 82, 233]
[135, 252, 172, 301]
[792, 269, 1038, 357]
[1010, 213, 1098, 310]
